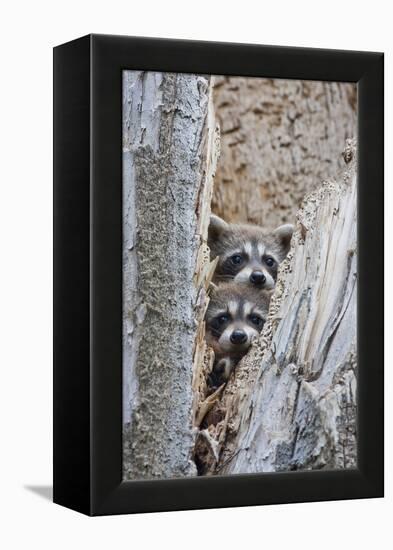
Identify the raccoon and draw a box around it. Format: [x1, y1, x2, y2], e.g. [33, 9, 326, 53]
[205, 282, 271, 386]
[208, 214, 293, 290]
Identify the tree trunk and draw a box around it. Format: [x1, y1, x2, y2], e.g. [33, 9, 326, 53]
[212, 77, 357, 229]
[122, 71, 357, 479]
[201, 141, 357, 475]
[122, 71, 219, 479]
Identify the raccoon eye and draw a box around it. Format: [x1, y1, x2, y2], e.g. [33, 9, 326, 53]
[217, 314, 230, 325]
[230, 254, 243, 265]
[249, 314, 263, 327]
[264, 256, 275, 267]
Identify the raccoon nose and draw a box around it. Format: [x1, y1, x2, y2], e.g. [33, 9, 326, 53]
[230, 330, 247, 345]
[250, 271, 266, 285]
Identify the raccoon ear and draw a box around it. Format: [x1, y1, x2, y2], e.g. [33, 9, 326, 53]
[273, 223, 294, 255]
[208, 215, 228, 242]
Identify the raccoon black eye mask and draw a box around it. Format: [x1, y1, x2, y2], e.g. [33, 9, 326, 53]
[208, 214, 293, 290]
[205, 282, 271, 386]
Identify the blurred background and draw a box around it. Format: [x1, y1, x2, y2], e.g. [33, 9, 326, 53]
[212, 76, 357, 229]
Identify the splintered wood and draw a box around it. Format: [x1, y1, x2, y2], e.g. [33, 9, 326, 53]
[123, 72, 218, 480]
[191, 79, 221, 431]
[122, 71, 358, 479]
[201, 141, 358, 475]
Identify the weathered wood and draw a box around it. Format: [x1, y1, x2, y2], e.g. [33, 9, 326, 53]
[212, 77, 357, 230]
[122, 71, 358, 479]
[191, 82, 221, 431]
[206, 141, 357, 474]
[122, 71, 218, 479]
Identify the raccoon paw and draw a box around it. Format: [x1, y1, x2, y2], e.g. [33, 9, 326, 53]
[209, 357, 234, 387]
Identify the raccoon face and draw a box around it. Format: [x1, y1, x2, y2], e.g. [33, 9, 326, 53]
[205, 283, 271, 357]
[208, 215, 293, 290]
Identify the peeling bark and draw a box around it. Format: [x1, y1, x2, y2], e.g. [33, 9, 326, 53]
[122, 71, 218, 479]
[122, 71, 358, 480]
[206, 141, 357, 475]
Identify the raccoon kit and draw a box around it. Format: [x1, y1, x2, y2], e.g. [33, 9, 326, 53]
[205, 282, 271, 386]
[208, 215, 293, 290]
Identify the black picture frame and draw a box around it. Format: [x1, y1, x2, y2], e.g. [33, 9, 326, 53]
[53, 34, 384, 516]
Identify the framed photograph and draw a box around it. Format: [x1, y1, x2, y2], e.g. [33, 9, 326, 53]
[53, 34, 383, 515]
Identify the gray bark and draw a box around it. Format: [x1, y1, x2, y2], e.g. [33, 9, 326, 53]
[203, 141, 357, 475]
[122, 71, 358, 479]
[122, 71, 217, 479]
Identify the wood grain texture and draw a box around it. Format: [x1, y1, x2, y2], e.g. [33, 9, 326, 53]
[206, 141, 357, 474]
[122, 72, 358, 479]
[212, 76, 357, 229]
[122, 71, 214, 479]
